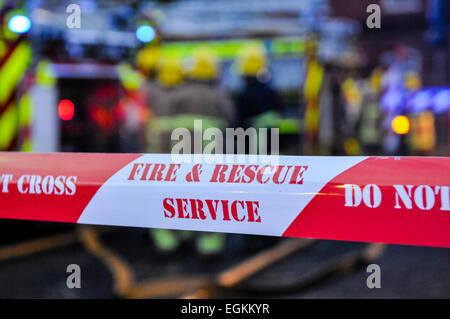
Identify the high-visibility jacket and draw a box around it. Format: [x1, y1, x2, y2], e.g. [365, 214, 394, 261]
[0, 39, 31, 151]
[147, 81, 234, 154]
[409, 111, 436, 153]
[359, 94, 382, 146]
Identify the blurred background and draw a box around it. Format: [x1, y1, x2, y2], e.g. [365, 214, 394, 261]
[0, 0, 449, 298]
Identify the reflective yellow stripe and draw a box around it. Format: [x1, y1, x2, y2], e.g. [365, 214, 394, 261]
[153, 114, 227, 132]
[278, 118, 300, 134]
[21, 139, 31, 152]
[342, 78, 361, 105]
[161, 37, 305, 60]
[0, 42, 32, 105]
[250, 111, 280, 129]
[0, 40, 5, 59]
[118, 63, 144, 91]
[304, 60, 324, 99]
[18, 93, 32, 126]
[147, 114, 227, 153]
[0, 105, 18, 149]
[19, 93, 32, 152]
[250, 112, 300, 133]
[36, 60, 56, 87]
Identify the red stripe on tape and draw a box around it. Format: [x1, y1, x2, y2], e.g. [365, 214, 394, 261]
[283, 157, 450, 247]
[0, 152, 141, 223]
[0, 153, 449, 248]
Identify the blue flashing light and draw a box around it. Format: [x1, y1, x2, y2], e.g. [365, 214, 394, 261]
[8, 15, 31, 34]
[136, 25, 156, 43]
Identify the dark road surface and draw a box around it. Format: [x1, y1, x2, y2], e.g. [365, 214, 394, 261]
[0, 222, 448, 298]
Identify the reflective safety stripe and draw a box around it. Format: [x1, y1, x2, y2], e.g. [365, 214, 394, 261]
[304, 60, 324, 100]
[21, 139, 31, 152]
[0, 104, 18, 149]
[36, 60, 56, 87]
[117, 63, 144, 91]
[251, 111, 301, 134]
[18, 93, 32, 151]
[153, 114, 227, 132]
[196, 232, 225, 255]
[0, 40, 5, 59]
[278, 118, 301, 134]
[250, 111, 280, 129]
[147, 114, 228, 153]
[0, 42, 31, 105]
[18, 93, 31, 127]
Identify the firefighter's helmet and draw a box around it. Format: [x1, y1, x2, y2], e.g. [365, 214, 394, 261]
[156, 56, 183, 87]
[136, 46, 162, 77]
[236, 43, 268, 77]
[186, 47, 220, 81]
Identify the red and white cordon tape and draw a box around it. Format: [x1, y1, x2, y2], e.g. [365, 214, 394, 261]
[0, 152, 449, 248]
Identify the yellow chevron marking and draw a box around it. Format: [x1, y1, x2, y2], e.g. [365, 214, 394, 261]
[0, 42, 32, 106]
[0, 104, 18, 149]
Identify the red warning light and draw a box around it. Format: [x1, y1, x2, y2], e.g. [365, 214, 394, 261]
[58, 99, 75, 121]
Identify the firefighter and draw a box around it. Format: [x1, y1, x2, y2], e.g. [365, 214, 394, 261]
[176, 47, 234, 136]
[234, 43, 282, 154]
[136, 45, 162, 80]
[116, 63, 148, 153]
[168, 47, 234, 257]
[406, 72, 436, 155]
[136, 45, 165, 152]
[233, 44, 283, 251]
[147, 51, 231, 257]
[145, 55, 187, 254]
[136, 45, 162, 127]
[357, 68, 384, 155]
[146, 55, 184, 153]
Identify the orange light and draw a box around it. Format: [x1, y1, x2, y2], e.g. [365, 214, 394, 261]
[58, 99, 75, 121]
[392, 115, 410, 135]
